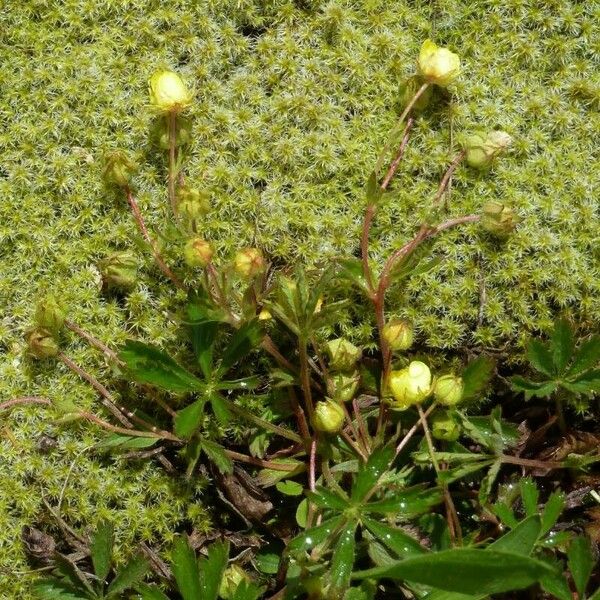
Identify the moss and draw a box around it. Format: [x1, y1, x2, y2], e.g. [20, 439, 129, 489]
[0, 1, 598, 596]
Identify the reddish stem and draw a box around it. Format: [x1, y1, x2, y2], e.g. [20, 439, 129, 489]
[380, 117, 414, 190]
[224, 449, 300, 472]
[64, 320, 122, 365]
[0, 396, 51, 412]
[125, 188, 185, 289]
[432, 150, 466, 207]
[168, 110, 178, 215]
[361, 204, 377, 295]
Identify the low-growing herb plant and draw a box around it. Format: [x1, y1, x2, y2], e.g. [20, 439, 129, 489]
[17, 38, 599, 599]
[511, 318, 600, 430]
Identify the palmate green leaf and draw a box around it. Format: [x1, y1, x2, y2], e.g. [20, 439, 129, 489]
[353, 549, 555, 595]
[540, 577, 571, 600]
[329, 522, 358, 597]
[343, 581, 377, 600]
[461, 356, 495, 402]
[190, 319, 219, 379]
[526, 339, 554, 376]
[540, 491, 565, 536]
[32, 581, 88, 600]
[437, 460, 494, 486]
[519, 478, 539, 517]
[488, 515, 541, 555]
[566, 335, 600, 377]
[336, 256, 371, 296]
[287, 516, 344, 553]
[231, 580, 264, 600]
[510, 376, 558, 400]
[53, 554, 97, 597]
[95, 434, 158, 451]
[218, 319, 263, 375]
[210, 393, 232, 425]
[351, 445, 395, 503]
[307, 485, 350, 511]
[362, 517, 427, 558]
[198, 540, 230, 600]
[107, 554, 149, 597]
[174, 397, 207, 439]
[564, 368, 600, 396]
[171, 536, 201, 600]
[567, 536, 594, 598]
[136, 583, 170, 600]
[550, 318, 575, 375]
[119, 340, 203, 393]
[90, 521, 113, 581]
[200, 438, 233, 474]
[364, 486, 444, 516]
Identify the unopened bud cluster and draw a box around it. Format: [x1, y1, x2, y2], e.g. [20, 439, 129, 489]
[103, 151, 136, 188]
[98, 251, 138, 289]
[184, 238, 213, 268]
[26, 296, 67, 359]
[234, 248, 266, 278]
[382, 319, 414, 352]
[463, 130, 513, 170]
[481, 202, 521, 238]
[388, 361, 465, 413]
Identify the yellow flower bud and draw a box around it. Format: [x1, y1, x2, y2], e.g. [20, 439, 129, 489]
[383, 319, 414, 352]
[184, 238, 213, 268]
[431, 410, 460, 441]
[98, 251, 138, 289]
[389, 361, 432, 410]
[481, 201, 521, 238]
[464, 130, 513, 169]
[328, 371, 360, 403]
[176, 186, 210, 222]
[26, 327, 59, 359]
[148, 70, 193, 113]
[433, 374, 464, 407]
[102, 151, 136, 188]
[325, 338, 361, 372]
[313, 399, 345, 434]
[417, 39, 461, 87]
[35, 296, 65, 333]
[234, 248, 265, 278]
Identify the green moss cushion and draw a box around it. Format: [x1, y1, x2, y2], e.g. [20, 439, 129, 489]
[1, 1, 597, 595]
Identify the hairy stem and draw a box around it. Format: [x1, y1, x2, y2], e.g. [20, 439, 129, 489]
[125, 188, 185, 289]
[418, 404, 462, 545]
[224, 449, 299, 472]
[167, 110, 178, 215]
[432, 150, 466, 208]
[0, 396, 51, 412]
[374, 83, 429, 176]
[64, 320, 122, 365]
[225, 398, 303, 444]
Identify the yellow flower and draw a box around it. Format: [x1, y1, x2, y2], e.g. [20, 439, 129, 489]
[389, 361, 432, 409]
[417, 39, 461, 87]
[148, 70, 193, 112]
